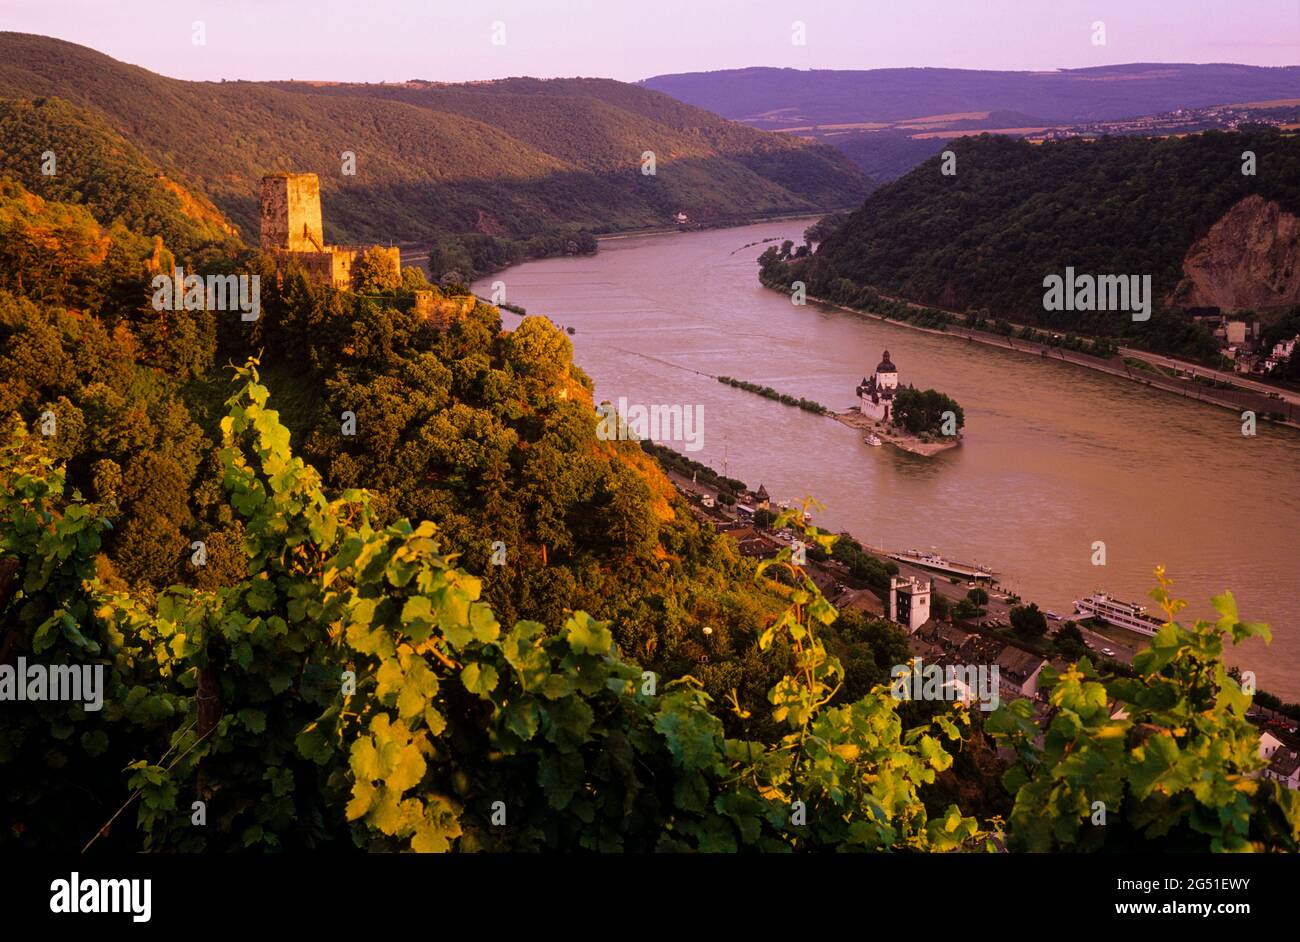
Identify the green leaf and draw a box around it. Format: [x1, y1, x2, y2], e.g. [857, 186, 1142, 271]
[564, 612, 612, 655]
[237, 708, 267, 734]
[460, 661, 499, 697]
[401, 596, 434, 642]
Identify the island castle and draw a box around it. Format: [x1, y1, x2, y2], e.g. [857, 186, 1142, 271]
[259, 172, 400, 289]
[857, 350, 899, 422]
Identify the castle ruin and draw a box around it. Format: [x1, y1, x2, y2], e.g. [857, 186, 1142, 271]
[259, 172, 400, 289]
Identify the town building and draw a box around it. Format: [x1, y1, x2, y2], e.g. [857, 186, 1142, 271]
[726, 526, 780, 558]
[832, 585, 886, 618]
[1259, 730, 1285, 761]
[857, 350, 899, 422]
[994, 646, 1048, 700]
[1265, 749, 1300, 790]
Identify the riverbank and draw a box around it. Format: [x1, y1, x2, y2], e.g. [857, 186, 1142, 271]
[793, 289, 1300, 431]
[403, 209, 847, 277]
[595, 209, 855, 243]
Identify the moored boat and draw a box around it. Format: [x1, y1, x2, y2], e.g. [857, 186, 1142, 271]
[1072, 592, 1164, 636]
[889, 548, 998, 579]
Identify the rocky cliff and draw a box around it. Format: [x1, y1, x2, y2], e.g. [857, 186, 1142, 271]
[1178, 195, 1300, 311]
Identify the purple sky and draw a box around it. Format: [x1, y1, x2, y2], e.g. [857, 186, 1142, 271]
[5, 0, 1298, 82]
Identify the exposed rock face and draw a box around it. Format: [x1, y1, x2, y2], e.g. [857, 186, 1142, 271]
[1178, 195, 1300, 311]
[155, 173, 240, 240]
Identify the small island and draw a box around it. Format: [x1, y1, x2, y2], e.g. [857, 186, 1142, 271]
[835, 350, 964, 457]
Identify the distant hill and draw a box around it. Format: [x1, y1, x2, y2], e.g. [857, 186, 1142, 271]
[783, 131, 1300, 331]
[643, 64, 1300, 180]
[0, 33, 869, 246]
[643, 63, 1300, 127]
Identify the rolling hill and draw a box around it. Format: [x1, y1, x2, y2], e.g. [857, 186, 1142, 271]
[777, 130, 1300, 333]
[0, 33, 869, 246]
[643, 63, 1300, 128]
[643, 64, 1300, 180]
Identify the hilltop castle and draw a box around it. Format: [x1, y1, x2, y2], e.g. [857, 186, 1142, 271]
[857, 350, 899, 422]
[259, 172, 400, 289]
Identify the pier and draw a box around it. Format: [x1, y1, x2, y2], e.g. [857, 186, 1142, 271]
[884, 550, 997, 580]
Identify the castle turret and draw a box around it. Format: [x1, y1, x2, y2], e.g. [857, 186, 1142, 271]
[875, 350, 898, 391]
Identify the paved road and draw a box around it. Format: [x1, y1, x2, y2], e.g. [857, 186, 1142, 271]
[1119, 346, 1300, 408]
[818, 290, 1299, 422]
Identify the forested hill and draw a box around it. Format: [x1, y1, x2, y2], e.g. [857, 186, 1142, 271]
[798, 130, 1300, 328]
[0, 97, 241, 259]
[0, 33, 869, 245]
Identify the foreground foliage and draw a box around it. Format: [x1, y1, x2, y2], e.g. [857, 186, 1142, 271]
[0, 366, 983, 852]
[989, 569, 1300, 852]
[3, 367, 1296, 852]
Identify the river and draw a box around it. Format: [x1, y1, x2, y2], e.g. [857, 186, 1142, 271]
[475, 219, 1300, 701]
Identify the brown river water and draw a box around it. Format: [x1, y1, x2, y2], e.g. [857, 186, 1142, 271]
[475, 218, 1300, 700]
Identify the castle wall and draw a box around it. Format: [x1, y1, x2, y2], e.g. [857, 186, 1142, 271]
[412, 291, 476, 328]
[270, 249, 336, 285]
[861, 395, 889, 422]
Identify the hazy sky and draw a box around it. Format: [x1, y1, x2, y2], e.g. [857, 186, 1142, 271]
[5, 0, 1298, 83]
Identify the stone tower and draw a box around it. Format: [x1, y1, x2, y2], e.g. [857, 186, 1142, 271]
[889, 575, 932, 633]
[260, 173, 325, 252]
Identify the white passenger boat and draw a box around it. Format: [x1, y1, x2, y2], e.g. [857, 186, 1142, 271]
[1072, 593, 1165, 636]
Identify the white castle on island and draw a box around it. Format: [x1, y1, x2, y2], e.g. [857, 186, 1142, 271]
[857, 349, 899, 422]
